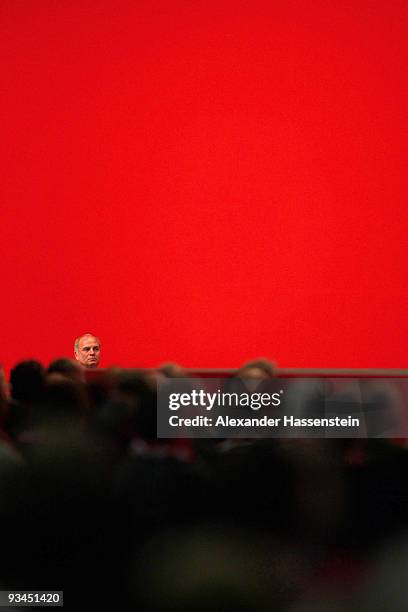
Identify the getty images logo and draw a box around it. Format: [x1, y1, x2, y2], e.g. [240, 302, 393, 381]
[168, 388, 284, 411]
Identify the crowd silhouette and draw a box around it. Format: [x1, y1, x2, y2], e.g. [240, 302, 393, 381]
[0, 358, 407, 611]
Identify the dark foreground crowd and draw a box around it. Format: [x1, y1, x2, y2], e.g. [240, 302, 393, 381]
[0, 358, 408, 611]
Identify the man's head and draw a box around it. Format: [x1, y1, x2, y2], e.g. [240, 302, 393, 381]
[74, 334, 101, 369]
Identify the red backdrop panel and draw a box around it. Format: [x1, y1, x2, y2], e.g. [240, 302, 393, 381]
[1, 0, 407, 371]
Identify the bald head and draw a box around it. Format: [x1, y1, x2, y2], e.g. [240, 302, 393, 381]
[74, 333, 101, 369]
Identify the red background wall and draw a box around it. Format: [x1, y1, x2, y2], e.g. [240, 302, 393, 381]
[1, 0, 407, 372]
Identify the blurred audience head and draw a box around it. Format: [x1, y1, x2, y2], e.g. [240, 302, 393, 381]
[9, 359, 46, 404]
[48, 357, 85, 382]
[157, 362, 188, 378]
[235, 358, 277, 380]
[0, 365, 8, 400]
[42, 374, 89, 424]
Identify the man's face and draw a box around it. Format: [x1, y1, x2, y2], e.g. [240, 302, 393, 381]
[75, 335, 101, 369]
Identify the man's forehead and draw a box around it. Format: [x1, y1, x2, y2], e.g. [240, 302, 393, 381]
[79, 335, 100, 348]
